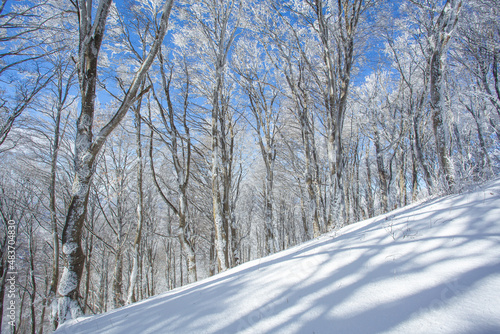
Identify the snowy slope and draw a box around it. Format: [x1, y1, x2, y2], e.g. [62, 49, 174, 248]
[56, 179, 500, 334]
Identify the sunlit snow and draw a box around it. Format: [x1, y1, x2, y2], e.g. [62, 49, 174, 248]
[56, 179, 500, 334]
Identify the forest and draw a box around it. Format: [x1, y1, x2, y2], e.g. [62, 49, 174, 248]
[0, 0, 498, 332]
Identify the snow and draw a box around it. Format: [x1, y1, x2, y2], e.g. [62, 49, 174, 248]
[56, 179, 500, 334]
[57, 268, 79, 296]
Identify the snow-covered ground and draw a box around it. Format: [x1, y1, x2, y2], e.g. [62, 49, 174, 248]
[56, 179, 500, 334]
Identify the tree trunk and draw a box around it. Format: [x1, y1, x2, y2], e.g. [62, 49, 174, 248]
[465, 104, 493, 178]
[412, 114, 434, 192]
[429, 0, 462, 190]
[263, 166, 276, 254]
[430, 50, 455, 189]
[374, 127, 388, 213]
[83, 228, 93, 314]
[209, 229, 216, 276]
[0, 253, 6, 334]
[398, 149, 407, 207]
[365, 147, 374, 218]
[112, 247, 124, 309]
[127, 100, 144, 305]
[57, 0, 174, 324]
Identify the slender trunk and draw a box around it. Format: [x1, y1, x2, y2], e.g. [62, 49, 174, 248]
[47, 62, 75, 330]
[344, 179, 350, 223]
[222, 157, 232, 268]
[412, 114, 434, 192]
[248, 83, 279, 254]
[209, 229, 216, 276]
[127, 103, 144, 305]
[39, 276, 48, 334]
[430, 50, 455, 189]
[373, 128, 388, 213]
[353, 144, 362, 221]
[179, 243, 184, 286]
[112, 248, 124, 309]
[263, 165, 275, 254]
[83, 230, 92, 313]
[165, 240, 173, 289]
[29, 229, 36, 334]
[0, 255, 6, 333]
[179, 236, 197, 283]
[298, 182, 309, 241]
[330, 107, 347, 229]
[466, 105, 493, 178]
[301, 107, 321, 238]
[171, 244, 176, 288]
[398, 149, 407, 207]
[98, 254, 107, 313]
[212, 104, 228, 272]
[48, 100, 61, 330]
[410, 130, 419, 202]
[365, 147, 374, 218]
[178, 194, 197, 283]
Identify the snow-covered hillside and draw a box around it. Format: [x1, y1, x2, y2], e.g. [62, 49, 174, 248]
[56, 179, 500, 334]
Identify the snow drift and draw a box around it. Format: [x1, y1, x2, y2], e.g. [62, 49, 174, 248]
[56, 179, 500, 334]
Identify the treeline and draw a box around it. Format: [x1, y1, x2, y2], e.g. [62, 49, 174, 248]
[0, 0, 498, 332]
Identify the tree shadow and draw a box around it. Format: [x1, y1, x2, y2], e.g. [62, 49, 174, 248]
[56, 179, 500, 334]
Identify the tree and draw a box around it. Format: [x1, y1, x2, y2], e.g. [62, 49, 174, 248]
[57, 0, 174, 324]
[404, 0, 462, 189]
[384, 16, 436, 194]
[233, 35, 283, 255]
[177, 0, 241, 272]
[148, 51, 198, 284]
[454, 0, 500, 147]
[428, 0, 462, 189]
[42, 56, 77, 331]
[0, 0, 59, 150]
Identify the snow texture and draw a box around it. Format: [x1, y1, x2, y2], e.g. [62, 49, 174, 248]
[56, 179, 500, 334]
[57, 268, 79, 296]
[62, 242, 78, 255]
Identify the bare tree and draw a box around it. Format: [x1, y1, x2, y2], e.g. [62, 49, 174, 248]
[233, 36, 282, 254]
[0, 0, 61, 150]
[57, 0, 174, 324]
[45, 58, 77, 330]
[147, 52, 198, 284]
[177, 0, 241, 272]
[404, 0, 462, 189]
[428, 0, 462, 189]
